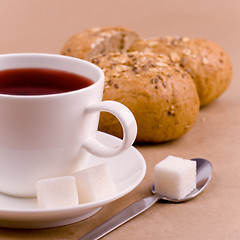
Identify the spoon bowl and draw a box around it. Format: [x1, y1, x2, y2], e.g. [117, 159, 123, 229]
[79, 158, 212, 240]
[152, 158, 212, 202]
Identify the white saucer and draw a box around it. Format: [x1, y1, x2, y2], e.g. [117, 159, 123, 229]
[0, 131, 146, 229]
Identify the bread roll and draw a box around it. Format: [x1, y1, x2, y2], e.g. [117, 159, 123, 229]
[60, 27, 232, 142]
[91, 51, 200, 142]
[61, 26, 139, 60]
[129, 37, 232, 107]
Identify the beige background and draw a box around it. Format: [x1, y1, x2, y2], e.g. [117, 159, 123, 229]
[0, 0, 240, 239]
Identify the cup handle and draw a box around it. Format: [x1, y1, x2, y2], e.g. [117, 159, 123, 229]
[82, 101, 137, 157]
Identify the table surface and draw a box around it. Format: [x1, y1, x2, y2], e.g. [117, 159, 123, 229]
[0, 0, 240, 239]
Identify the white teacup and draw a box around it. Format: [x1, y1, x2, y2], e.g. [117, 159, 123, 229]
[0, 53, 137, 197]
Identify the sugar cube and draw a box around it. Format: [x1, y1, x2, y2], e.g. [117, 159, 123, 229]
[36, 176, 79, 209]
[154, 155, 196, 199]
[74, 162, 117, 204]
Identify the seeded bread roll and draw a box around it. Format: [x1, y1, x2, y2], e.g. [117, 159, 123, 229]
[61, 26, 139, 60]
[129, 37, 232, 107]
[91, 51, 200, 143]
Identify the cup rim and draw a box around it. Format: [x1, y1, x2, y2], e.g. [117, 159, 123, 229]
[0, 53, 104, 99]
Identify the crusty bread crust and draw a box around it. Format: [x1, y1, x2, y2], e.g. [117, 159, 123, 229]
[129, 37, 232, 107]
[91, 51, 200, 142]
[61, 26, 139, 60]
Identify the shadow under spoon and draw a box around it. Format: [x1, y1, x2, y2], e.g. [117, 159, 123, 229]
[79, 158, 212, 240]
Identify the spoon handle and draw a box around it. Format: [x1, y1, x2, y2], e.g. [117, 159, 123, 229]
[79, 194, 160, 240]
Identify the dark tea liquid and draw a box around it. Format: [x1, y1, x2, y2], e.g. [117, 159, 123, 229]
[0, 68, 94, 95]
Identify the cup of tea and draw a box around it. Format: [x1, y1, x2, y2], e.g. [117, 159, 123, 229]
[0, 53, 137, 197]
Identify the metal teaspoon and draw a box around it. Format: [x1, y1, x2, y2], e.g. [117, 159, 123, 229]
[79, 158, 212, 240]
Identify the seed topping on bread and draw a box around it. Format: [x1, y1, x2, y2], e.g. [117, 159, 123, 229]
[91, 51, 177, 92]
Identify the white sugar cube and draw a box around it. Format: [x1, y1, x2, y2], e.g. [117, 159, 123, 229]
[154, 155, 196, 199]
[74, 163, 117, 204]
[36, 176, 79, 209]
